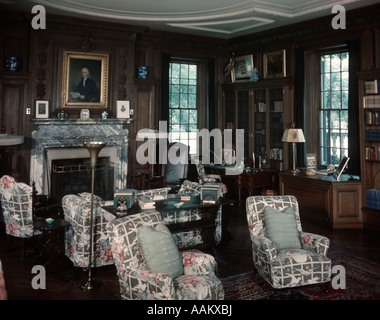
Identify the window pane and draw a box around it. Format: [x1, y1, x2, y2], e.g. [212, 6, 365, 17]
[169, 62, 198, 154]
[341, 111, 348, 129]
[342, 71, 349, 90]
[319, 51, 349, 167]
[321, 55, 330, 73]
[341, 52, 349, 71]
[331, 54, 341, 72]
[321, 73, 330, 91]
[330, 111, 340, 128]
[322, 92, 331, 109]
[331, 91, 341, 109]
[331, 72, 341, 91]
[189, 65, 197, 79]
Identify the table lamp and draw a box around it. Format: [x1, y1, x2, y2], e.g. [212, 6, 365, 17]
[281, 125, 305, 174]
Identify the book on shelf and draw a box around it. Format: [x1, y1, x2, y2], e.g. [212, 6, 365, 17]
[363, 95, 380, 108]
[365, 80, 380, 94]
[365, 110, 380, 125]
[366, 129, 380, 141]
[366, 146, 380, 160]
[273, 101, 283, 112]
[270, 148, 283, 160]
[255, 102, 266, 112]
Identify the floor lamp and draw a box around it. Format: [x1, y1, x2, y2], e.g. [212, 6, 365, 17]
[282, 126, 305, 174]
[81, 141, 106, 291]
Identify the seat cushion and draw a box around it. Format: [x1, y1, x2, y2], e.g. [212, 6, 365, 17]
[269, 249, 331, 288]
[174, 274, 224, 300]
[263, 206, 302, 250]
[138, 223, 184, 278]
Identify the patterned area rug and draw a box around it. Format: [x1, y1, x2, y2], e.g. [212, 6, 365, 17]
[221, 251, 380, 300]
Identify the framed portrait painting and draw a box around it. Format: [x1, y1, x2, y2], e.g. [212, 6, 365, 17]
[232, 55, 254, 82]
[263, 50, 286, 79]
[35, 100, 49, 118]
[61, 51, 109, 109]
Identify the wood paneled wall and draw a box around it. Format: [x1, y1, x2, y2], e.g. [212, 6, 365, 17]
[1, 4, 380, 184]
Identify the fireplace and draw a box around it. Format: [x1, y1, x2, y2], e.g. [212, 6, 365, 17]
[31, 119, 132, 199]
[50, 157, 114, 200]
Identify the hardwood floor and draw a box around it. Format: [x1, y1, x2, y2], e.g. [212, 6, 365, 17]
[1, 202, 380, 300]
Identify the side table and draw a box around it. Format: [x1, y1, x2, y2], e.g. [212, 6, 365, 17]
[35, 218, 69, 272]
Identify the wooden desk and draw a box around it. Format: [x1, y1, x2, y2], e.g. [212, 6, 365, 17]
[279, 172, 362, 229]
[204, 165, 278, 203]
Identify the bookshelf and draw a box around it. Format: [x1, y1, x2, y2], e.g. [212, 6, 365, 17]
[222, 79, 293, 171]
[359, 70, 380, 230]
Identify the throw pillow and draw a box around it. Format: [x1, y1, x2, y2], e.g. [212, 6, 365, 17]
[263, 206, 302, 250]
[138, 224, 184, 278]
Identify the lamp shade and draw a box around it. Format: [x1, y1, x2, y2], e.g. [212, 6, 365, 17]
[281, 128, 306, 143]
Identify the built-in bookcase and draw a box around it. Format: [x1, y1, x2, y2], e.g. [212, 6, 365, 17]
[359, 71, 380, 230]
[222, 79, 293, 171]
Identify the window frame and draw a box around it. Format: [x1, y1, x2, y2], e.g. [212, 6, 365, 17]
[318, 50, 349, 166]
[167, 58, 208, 155]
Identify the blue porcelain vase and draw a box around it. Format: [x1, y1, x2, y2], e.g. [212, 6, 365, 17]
[251, 68, 259, 82]
[5, 56, 21, 72]
[57, 110, 67, 120]
[137, 66, 148, 79]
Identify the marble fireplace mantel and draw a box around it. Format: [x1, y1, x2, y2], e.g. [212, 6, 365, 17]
[31, 118, 132, 196]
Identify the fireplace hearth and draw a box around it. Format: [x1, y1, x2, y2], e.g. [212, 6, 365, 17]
[31, 118, 132, 198]
[51, 157, 114, 200]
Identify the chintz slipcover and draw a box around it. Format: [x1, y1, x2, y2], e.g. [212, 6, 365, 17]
[0, 260, 6, 300]
[62, 193, 115, 268]
[0, 175, 42, 259]
[106, 210, 224, 300]
[246, 195, 331, 289]
[0, 175, 37, 239]
[179, 180, 226, 245]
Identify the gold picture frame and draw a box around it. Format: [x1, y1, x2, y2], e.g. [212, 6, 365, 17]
[263, 50, 286, 79]
[61, 51, 109, 109]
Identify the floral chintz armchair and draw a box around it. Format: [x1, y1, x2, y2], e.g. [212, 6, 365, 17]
[106, 210, 224, 300]
[0, 175, 40, 259]
[62, 193, 115, 268]
[246, 195, 331, 289]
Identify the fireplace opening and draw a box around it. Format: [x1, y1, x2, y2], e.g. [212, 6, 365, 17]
[50, 157, 114, 201]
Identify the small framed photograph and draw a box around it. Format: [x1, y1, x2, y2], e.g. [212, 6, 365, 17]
[117, 101, 130, 119]
[263, 50, 286, 79]
[35, 100, 49, 118]
[306, 153, 317, 170]
[232, 55, 254, 82]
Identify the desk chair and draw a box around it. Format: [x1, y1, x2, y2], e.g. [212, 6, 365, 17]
[157, 142, 189, 192]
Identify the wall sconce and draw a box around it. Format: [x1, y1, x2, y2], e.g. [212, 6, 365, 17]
[282, 124, 306, 174]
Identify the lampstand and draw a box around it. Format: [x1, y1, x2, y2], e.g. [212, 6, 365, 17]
[81, 141, 106, 291]
[281, 126, 305, 175]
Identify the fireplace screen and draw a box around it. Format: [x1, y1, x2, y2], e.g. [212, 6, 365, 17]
[51, 157, 114, 201]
